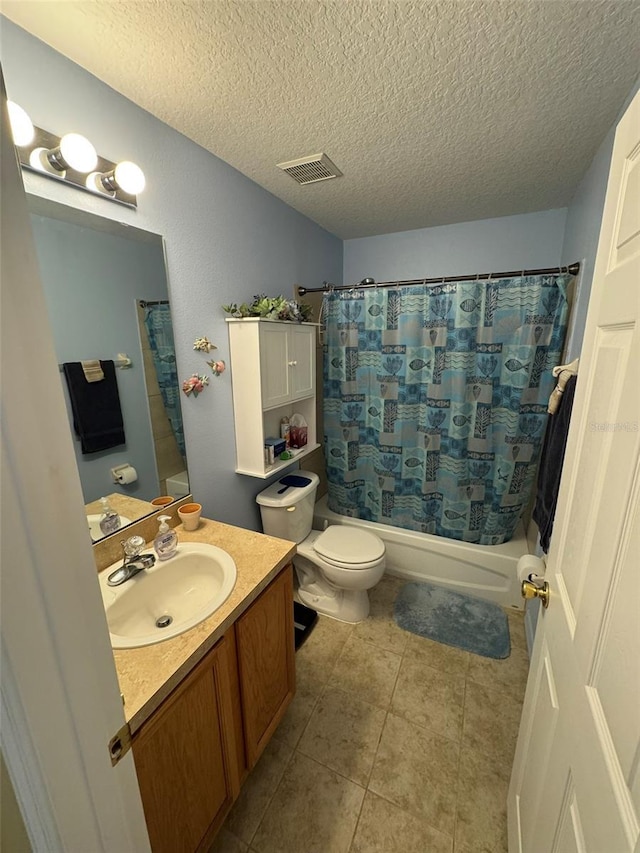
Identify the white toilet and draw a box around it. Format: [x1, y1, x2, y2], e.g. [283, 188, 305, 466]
[256, 470, 386, 623]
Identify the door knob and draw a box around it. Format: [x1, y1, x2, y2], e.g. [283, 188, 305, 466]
[521, 578, 550, 608]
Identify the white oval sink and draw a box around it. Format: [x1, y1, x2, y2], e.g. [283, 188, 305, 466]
[88, 514, 132, 542]
[99, 543, 237, 648]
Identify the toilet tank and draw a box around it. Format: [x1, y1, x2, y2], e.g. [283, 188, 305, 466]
[256, 471, 320, 544]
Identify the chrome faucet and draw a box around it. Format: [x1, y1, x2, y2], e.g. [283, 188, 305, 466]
[107, 535, 156, 586]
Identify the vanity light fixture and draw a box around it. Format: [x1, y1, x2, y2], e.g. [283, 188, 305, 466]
[7, 101, 145, 209]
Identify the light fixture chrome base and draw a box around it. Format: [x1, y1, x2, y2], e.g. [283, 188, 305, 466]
[18, 126, 139, 209]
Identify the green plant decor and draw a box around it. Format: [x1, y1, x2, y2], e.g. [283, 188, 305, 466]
[222, 294, 313, 322]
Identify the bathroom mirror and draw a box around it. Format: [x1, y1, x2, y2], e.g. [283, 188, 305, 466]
[28, 194, 189, 543]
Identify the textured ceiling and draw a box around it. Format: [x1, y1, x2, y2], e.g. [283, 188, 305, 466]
[3, 1, 640, 239]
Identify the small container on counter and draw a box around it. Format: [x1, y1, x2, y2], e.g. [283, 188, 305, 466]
[178, 502, 202, 531]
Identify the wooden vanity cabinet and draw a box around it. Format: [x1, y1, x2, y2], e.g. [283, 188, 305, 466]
[236, 563, 295, 767]
[131, 565, 295, 853]
[132, 629, 242, 853]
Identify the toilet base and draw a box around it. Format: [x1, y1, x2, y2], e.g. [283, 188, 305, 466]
[297, 585, 370, 623]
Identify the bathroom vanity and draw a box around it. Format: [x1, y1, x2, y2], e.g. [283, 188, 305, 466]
[100, 517, 296, 853]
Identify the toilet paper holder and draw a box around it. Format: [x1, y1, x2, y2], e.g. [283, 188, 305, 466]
[111, 463, 138, 485]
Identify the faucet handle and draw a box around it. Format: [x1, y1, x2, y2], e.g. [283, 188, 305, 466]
[123, 535, 145, 558]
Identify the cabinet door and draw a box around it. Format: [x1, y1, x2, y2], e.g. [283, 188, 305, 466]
[259, 323, 291, 409]
[289, 324, 315, 400]
[235, 565, 295, 767]
[132, 634, 240, 853]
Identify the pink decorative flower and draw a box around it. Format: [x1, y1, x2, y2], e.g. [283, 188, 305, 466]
[182, 373, 210, 397]
[207, 359, 226, 376]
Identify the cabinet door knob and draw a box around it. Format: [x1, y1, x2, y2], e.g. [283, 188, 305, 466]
[287, 360, 297, 366]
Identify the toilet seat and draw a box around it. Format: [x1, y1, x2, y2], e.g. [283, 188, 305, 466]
[313, 525, 385, 569]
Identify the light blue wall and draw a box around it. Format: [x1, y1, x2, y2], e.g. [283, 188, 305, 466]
[561, 77, 640, 360]
[343, 208, 568, 284]
[560, 130, 614, 360]
[1, 19, 343, 531]
[30, 212, 168, 504]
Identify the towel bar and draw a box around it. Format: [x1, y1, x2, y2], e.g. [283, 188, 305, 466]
[58, 354, 132, 371]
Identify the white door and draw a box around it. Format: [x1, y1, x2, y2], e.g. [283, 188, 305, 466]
[507, 91, 640, 851]
[1, 87, 151, 851]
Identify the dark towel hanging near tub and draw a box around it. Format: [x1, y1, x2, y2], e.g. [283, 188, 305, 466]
[533, 374, 577, 553]
[62, 360, 126, 454]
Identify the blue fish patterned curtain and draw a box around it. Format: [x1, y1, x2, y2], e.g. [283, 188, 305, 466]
[143, 304, 186, 459]
[323, 274, 571, 545]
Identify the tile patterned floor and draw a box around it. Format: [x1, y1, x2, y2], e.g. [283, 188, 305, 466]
[212, 576, 529, 853]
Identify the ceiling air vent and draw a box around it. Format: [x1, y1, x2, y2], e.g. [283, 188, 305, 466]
[277, 153, 342, 185]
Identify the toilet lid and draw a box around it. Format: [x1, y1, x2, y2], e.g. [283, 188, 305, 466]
[313, 526, 385, 565]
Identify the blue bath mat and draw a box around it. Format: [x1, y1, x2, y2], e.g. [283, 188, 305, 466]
[394, 582, 510, 659]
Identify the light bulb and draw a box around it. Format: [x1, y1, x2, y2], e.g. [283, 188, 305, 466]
[7, 101, 34, 146]
[114, 161, 145, 194]
[58, 133, 97, 172]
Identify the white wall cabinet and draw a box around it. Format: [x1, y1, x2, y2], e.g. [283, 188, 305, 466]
[227, 319, 319, 477]
[259, 322, 314, 409]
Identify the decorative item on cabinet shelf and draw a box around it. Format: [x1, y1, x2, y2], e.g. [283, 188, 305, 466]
[290, 413, 308, 449]
[280, 416, 291, 448]
[222, 293, 313, 322]
[265, 437, 286, 465]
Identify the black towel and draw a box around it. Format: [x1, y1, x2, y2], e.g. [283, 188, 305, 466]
[533, 375, 577, 553]
[62, 360, 126, 454]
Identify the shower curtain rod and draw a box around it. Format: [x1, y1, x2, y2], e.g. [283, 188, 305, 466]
[297, 262, 580, 295]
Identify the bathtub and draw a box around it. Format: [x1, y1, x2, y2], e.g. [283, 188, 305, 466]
[313, 494, 528, 610]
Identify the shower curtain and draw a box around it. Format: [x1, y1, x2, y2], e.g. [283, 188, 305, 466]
[323, 273, 571, 545]
[143, 303, 186, 458]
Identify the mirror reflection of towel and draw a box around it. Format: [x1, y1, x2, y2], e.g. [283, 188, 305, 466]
[62, 360, 126, 454]
[533, 374, 577, 553]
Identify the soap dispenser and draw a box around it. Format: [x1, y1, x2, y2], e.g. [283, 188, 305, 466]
[99, 497, 121, 536]
[154, 515, 178, 561]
